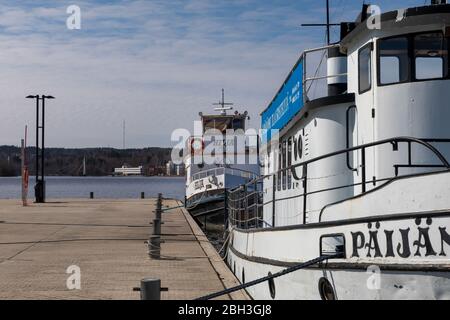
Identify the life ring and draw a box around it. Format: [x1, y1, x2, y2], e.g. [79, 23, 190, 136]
[190, 138, 204, 156]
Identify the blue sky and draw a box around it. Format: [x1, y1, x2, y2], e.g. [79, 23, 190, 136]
[0, 0, 428, 148]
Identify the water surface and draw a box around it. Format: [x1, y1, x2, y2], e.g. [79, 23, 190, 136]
[0, 176, 185, 200]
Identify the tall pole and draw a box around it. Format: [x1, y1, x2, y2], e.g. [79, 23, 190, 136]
[35, 97, 39, 184]
[41, 96, 45, 183]
[21, 138, 25, 206]
[326, 0, 330, 44]
[27, 94, 54, 203]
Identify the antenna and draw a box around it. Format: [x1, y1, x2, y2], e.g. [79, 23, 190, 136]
[213, 89, 234, 115]
[301, 0, 340, 45]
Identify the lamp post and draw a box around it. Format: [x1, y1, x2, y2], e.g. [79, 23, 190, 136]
[26, 94, 55, 203]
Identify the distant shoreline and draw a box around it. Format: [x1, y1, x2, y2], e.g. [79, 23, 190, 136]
[0, 175, 185, 178]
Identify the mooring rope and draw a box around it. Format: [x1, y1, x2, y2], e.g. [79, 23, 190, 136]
[195, 253, 342, 300]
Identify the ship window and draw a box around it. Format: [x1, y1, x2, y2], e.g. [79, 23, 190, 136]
[378, 36, 409, 85]
[232, 118, 244, 130]
[358, 43, 372, 94]
[287, 138, 292, 190]
[293, 136, 298, 161]
[414, 32, 448, 80]
[282, 141, 287, 191]
[277, 144, 282, 191]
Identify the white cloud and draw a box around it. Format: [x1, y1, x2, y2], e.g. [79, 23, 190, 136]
[2, 0, 422, 148]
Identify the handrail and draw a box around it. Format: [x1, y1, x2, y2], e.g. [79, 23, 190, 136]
[191, 167, 259, 183]
[229, 136, 450, 191]
[227, 137, 450, 229]
[346, 105, 358, 172]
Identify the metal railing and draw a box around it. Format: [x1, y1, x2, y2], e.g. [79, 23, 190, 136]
[302, 43, 347, 103]
[227, 137, 450, 229]
[191, 167, 259, 184]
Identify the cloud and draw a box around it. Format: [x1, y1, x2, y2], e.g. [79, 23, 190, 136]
[0, 0, 427, 148]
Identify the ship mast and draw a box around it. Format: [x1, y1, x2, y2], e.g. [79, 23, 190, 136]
[213, 89, 234, 115]
[301, 0, 340, 45]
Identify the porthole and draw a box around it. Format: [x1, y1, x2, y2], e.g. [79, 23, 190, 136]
[242, 269, 245, 284]
[268, 272, 276, 299]
[297, 135, 303, 159]
[318, 277, 336, 300]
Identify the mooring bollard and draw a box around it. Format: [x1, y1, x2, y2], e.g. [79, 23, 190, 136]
[157, 193, 162, 206]
[140, 278, 161, 300]
[155, 208, 162, 221]
[141, 192, 145, 199]
[148, 236, 161, 259]
[90, 192, 94, 199]
[153, 218, 161, 235]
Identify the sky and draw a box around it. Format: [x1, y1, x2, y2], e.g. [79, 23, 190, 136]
[0, 0, 428, 148]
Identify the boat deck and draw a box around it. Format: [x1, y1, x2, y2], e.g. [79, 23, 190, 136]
[0, 198, 247, 300]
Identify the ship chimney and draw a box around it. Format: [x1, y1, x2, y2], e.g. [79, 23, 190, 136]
[327, 47, 347, 96]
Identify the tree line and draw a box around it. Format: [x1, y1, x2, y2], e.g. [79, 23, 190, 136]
[0, 146, 173, 177]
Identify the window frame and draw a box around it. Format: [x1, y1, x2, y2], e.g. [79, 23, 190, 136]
[287, 137, 292, 190]
[358, 42, 374, 95]
[376, 30, 450, 87]
[413, 31, 449, 82]
[376, 35, 411, 87]
[277, 145, 281, 191]
[282, 140, 287, 191]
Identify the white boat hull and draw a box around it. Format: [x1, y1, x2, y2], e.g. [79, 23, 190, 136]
[227, 172, 450, 300]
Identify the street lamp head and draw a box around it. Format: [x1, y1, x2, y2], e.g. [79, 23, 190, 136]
[26, 95, 38, 99]
[43, 95, 55, 99]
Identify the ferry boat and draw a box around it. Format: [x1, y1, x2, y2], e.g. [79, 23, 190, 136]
[226, 1, 450, 300]
[184, 90, 260, 231]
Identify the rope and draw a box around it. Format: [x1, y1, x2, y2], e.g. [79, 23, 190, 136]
[195, 253, 341, 300]
[185, 189, 209, 211]
[161, 204, 185, 212]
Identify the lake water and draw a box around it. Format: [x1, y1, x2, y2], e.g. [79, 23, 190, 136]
[0, 176, 186, 200]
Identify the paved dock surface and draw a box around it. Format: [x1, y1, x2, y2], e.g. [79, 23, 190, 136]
[0, 199, 247, 300]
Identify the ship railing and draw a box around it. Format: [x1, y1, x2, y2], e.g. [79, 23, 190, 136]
[227, 137, 450, 229]
[301, 43, 347, 103]
[191, 167, 259, 184]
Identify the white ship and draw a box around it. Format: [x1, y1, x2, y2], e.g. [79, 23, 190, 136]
[226, 2, 450, 300]
[184, 90, 260, 229]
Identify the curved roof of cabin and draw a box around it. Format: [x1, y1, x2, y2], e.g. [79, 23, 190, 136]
[341, 4, 450, 52]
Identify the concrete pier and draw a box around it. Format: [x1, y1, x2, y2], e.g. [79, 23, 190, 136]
[0, 199, 248, 300]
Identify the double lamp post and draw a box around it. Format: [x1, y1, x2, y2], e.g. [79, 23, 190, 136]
[26, 95, 55, 203]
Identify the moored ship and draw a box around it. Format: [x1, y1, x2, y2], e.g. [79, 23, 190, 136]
[184, 90, 260, 232]
[226, 1, 450, 300]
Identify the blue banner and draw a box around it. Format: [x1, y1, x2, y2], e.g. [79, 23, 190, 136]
[261, 59, 303, 144]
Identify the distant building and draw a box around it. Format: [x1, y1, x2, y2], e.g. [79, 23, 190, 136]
[166, 161, 185, 176]
[166, 161, 175, 176]
[114, 165, 143, 176]
[176, 164, 185, 176]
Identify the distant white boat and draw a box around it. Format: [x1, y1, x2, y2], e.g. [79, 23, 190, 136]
[113, 165, 143, 176]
